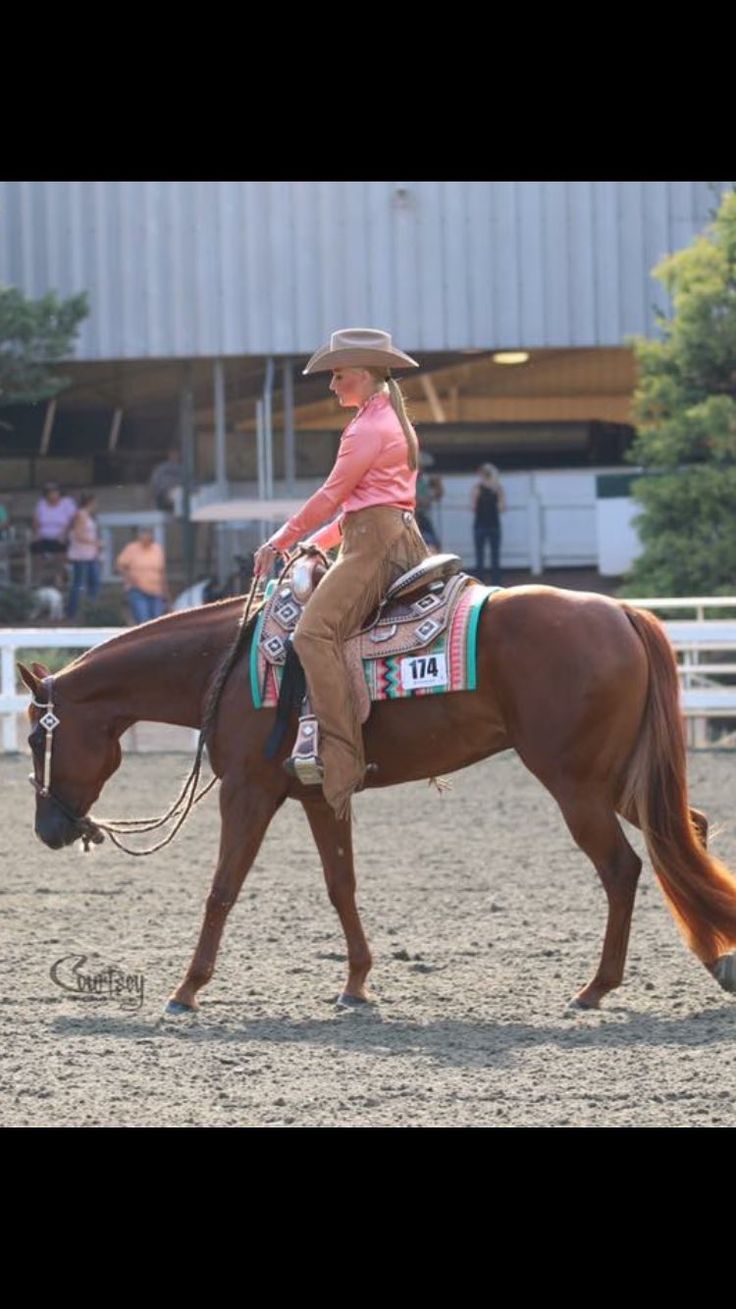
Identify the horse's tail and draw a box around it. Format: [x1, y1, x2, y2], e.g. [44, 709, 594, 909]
[619, 604, 736, 962]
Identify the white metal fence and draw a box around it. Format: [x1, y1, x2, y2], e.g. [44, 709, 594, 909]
[191, 470, 614, 576]
[2, 599, 736, 753]
[626, 597, 736, 746]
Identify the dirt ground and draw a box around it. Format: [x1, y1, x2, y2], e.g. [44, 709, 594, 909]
[1, 748, 735, 1128]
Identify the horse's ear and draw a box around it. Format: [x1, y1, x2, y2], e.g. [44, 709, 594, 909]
[31, 661, 51, 679]
[17, 663, 40, 695]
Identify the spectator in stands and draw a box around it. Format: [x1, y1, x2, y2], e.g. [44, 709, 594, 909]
[115, 527, 169, 624]
[149, 447, 183, 513]
[416, 451, 443, 549]
[472, 463, 506, 585]
[30, 482, 77, 581]
[66, 493, 102, 618]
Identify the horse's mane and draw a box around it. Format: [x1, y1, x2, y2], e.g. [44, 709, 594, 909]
[198, 598, 263, 745]
[59, 594, 261, 683]
[90, 594, 265, 745]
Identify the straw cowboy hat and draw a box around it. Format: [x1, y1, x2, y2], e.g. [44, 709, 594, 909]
[303, 328, 419, 375]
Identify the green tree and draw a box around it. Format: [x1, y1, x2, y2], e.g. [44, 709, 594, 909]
[0, 286, 89, 408]
[622, 187, 736, 596]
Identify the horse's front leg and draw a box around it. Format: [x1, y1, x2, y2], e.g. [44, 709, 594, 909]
[301, 792, 374, 1009]
[165, 775, 285, 1014]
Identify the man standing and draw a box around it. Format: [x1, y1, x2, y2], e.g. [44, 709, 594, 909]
[115, 528, 169, 623]
[472, 463, 506, 586]
[149, 447, 183, 513]
[415, 451, 443, 549]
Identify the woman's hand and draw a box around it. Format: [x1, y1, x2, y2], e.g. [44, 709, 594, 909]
[253, 541, 280, 578]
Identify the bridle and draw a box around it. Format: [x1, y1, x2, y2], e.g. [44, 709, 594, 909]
[29, 675, 106, 851]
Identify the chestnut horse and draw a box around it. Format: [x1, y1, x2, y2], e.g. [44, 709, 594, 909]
[19, 584, 736, 1014]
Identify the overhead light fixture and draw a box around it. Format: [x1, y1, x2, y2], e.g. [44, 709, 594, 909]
[492, 351, 530, 365]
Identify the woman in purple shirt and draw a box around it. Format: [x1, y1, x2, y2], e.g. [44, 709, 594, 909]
[30, 482, 77, 582]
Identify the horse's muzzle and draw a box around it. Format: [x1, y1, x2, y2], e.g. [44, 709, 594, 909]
[29, 775, 106, 851]
[35, 808, 81, 849]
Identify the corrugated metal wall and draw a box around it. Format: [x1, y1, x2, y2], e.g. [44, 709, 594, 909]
[0, 180, 730, 361]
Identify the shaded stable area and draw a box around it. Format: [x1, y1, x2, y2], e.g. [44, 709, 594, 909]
[0, 346, 636, 490]
[0, 346, 638, 595]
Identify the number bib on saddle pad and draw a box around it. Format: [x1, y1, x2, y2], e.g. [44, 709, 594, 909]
[250, 578, 501, 712]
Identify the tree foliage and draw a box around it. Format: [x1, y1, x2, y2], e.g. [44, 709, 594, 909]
[623, 188, 736, 595]
[0, 286, 88, 408]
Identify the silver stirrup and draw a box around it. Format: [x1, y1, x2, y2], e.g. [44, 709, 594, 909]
[286, 713, 324, 785]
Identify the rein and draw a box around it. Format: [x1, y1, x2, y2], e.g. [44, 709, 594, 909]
[29, 577, 261, 856]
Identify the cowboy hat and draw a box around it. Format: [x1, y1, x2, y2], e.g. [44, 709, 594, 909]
[303, 328, 419, 375]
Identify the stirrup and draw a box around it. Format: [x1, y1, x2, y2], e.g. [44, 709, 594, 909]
[285, 713, 324, 785]
[283, 754, 324, 785]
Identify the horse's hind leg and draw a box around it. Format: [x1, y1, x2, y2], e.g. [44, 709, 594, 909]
[555, 789, 643, 1010]
[165, 776, 284, 1014]
[301, 792, 373, 1009]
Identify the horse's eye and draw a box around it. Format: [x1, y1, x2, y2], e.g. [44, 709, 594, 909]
[28, 724, 43, 751]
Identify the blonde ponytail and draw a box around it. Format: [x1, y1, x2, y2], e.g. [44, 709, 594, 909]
[365, 367, 419, 470]
[364, 369, 417, 470]
[387, 375, 419, 469]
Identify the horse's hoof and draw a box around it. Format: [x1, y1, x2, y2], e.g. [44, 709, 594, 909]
[566, 995, 599, 1012]
[712, 953, 736, 994]
[161, 1000, 197, 1018]
[335, 992, 374, 1012]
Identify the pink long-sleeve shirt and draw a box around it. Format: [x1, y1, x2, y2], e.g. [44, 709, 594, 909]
[268, 392, 417, 554]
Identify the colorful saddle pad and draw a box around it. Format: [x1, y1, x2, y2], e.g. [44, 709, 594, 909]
[250, 577, 500, 712]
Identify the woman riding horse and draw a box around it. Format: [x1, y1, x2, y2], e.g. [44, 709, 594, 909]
[253, 328, 429, 821]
